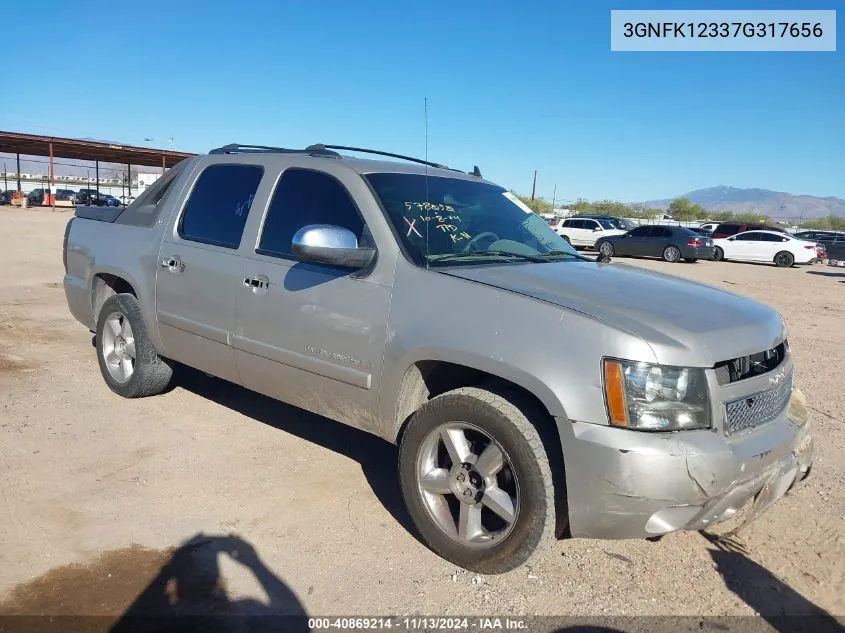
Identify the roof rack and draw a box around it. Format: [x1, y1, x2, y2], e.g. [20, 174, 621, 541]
[209, 143, 341, 158]
[208, 142, 481, 176]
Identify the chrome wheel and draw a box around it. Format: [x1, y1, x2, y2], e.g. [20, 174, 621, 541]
[416, 423, 519, 549]
[663, 245, 681, 262]
[599, 241, 614, 257]
[101, 311, 136, 383]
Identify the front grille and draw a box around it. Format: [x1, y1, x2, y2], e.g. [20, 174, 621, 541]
[725, 371, 793, 435]
[714, 342, 787, 385]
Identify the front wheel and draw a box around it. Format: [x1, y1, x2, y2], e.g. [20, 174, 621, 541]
[774, 251, 795, 268]
[662, 245, 682, 263]
[398, 387, 556, 574]
[599, 241, 615, 258]
[96, 293, 174, 398]
[561, 235, 571, 246]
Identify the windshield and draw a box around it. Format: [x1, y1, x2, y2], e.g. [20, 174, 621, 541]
[365, 173, 580, 266]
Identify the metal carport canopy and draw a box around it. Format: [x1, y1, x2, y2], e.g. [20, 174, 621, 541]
[0, 130, 195, 168]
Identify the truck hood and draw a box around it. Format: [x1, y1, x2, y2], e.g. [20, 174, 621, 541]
[442, 261, 785, 367]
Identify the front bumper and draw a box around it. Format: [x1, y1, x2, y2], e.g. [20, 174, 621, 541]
[558, 387, 813, 539]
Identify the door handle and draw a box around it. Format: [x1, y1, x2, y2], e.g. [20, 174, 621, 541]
[243, 275, 271, 294]
[160, 255, 185, 273]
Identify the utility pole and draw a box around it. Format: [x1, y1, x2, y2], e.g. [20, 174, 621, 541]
[551, 184, 557, 211]
[531, 170, 537, 201]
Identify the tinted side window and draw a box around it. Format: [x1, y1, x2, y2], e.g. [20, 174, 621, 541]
[179, 164, 263, 249]
[584, 220, 600, 230]
[735, 232, 761, 241]
[759, 233, 785, 242]
[718, 224, 740, 235]
[562, 219, 576, 228]
[629, 226, 651, 237]
[655, 227, 672, 238]
[258, 168, 365, 257]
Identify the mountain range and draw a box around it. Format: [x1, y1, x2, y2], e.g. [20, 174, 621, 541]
[641, 186, 845, 220]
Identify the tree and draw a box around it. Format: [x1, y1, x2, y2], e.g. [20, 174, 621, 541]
[668, 197, 707, 222]
[512, 192, 552, 214]
[800, 215, 845, 231]
[709, 211, 735, 222]
[734, 211, 770, 224]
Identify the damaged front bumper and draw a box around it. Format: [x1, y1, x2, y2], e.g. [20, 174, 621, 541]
[558, 387, 814, 540]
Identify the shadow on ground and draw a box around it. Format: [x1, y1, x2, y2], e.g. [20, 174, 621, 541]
[702, 533, 844, 633]
[0, 533, 308, 633]
[806, 270, 845, 279]
[174, 367, 418, 540]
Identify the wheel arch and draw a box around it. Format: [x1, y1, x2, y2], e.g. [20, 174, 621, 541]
[392, 358, 570, 538]
[91, 270, 139, 323]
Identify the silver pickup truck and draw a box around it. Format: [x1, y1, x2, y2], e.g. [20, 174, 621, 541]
[63, 143, 814, 574]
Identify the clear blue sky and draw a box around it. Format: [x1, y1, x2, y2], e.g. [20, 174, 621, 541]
[3, 0, 842, 202]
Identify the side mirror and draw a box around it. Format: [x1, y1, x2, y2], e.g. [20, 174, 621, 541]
[728, 237, 735, 241]
[593, 227, 602, 232]
[291, 224, 375, 269]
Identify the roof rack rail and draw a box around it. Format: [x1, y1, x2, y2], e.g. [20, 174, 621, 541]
[209, 143, 341, 158]
[208, 143, 482, 176]
[315, 144, 451, 170]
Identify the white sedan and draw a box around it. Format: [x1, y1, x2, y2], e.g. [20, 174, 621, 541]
[712, 230, 821, 267]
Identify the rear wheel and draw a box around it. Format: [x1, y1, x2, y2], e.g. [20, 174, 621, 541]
[774, 251, 795, 268]
[662, 245, 681, 263]
[96, 293, 174, 398]
[599, 241, 615, 258]
[713, 247, 724, 262]
[398, 387, 556, 574]
[561, 235, 571, 246]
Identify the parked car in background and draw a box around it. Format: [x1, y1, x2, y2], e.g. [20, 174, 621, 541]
[697, 222, 720, 233]
[573, 214, 637, 232]
[119, 195, 137, 206]
[556, 217, 626, 248]
[103, 194, 121, 207]
[596, 225, 715, 263]
[76, 189, 106, 206]
[61, 142, 813, 573]
[0, 190, 17, 205]
[690, 227, 713, 237]
[711, 222, 787, 239]
[56, 189, 76, 204]
[712, 230, 820, 267]
[26, 188, 46, 206]
[794, 230, 845, 261]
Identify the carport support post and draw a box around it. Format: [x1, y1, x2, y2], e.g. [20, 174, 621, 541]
[127, 163, 131, 198]
[16, 153, 21, 192]
[49, 141, 55, 211]
[95, 161, 99, 196]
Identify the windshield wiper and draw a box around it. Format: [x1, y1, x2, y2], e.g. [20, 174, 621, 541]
[429, 250, 548, 264]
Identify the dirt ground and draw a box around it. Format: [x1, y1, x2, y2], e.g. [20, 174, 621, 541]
[0, 207, 843, 627]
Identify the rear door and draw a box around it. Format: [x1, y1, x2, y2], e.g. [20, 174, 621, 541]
[155, 161, 265, 384]
[758, 232, 792, 262]
[646, 226, 672, 257]
[581, 219, 602, 246]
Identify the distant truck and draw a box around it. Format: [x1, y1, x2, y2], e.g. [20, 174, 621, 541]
[63, 142, 814, 573]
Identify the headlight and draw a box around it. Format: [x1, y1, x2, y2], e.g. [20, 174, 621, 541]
[603, 359, 711, 431]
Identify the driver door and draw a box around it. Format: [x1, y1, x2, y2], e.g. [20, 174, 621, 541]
[232, 166, 392, 433]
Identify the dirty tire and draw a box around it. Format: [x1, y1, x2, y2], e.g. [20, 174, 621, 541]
[96, 293, 173, 398]
[774, 251, 794, 268]
[662, 245, 681, 263]
[398, 387, 556, 574]
[713, 247, 724, 262]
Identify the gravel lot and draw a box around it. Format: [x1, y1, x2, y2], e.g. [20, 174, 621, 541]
[0, 208, 843, 627]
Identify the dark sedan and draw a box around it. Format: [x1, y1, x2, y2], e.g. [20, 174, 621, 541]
[596, 225, 716, 263]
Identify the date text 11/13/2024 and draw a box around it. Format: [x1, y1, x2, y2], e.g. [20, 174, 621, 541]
[308, 617, 528, 630]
